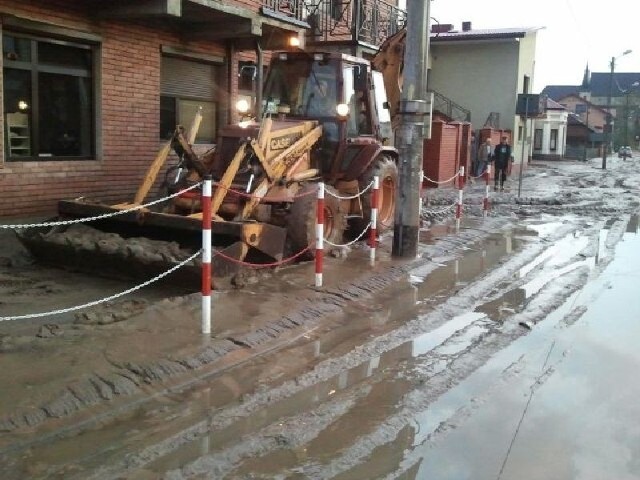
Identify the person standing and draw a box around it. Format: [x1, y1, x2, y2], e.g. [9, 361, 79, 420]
[476, 137, 492, 177]
[493, 136, 513, 191]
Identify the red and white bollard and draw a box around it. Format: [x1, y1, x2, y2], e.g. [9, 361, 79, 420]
[369, 176, 379, 263]
[201, 176, 212, 334]
[455, 166, 464, 229]
[315, 182, 324, 287]
[483, 164, 491, 217]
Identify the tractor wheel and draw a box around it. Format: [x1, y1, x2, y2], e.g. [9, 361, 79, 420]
[287, 183, 346, 259]
[353, 154, 398, 234]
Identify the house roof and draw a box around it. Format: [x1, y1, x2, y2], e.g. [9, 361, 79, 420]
[430, 27, 541, 42]
[556, 93, 610, 115]
[541, 85, 580, 101]
[542, 72, 640, 99]
[545, 97, 565, 110]
[590, 72, 640, 96]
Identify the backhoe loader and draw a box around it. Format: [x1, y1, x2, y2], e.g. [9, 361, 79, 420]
[18, 30, 409, 281]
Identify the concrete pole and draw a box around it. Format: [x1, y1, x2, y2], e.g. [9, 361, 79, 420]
[392, 0, 430, 257]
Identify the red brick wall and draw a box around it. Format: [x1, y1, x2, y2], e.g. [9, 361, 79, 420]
[0, 0, 237, 218]
[423, 120, 462, 188]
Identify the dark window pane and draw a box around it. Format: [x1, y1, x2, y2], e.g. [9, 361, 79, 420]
[238, 61, 256, 92]
[38, 72, 92, 157]
[3, 68, 32, 158]
[3, 35, 31, 62]
[38, 41, 91, 70]
[160, 96, 176, 139]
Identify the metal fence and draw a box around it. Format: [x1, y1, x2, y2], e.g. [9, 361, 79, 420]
[304, 0, 406, 46]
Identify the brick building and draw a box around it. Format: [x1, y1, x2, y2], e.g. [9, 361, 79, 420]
[0, 0, 408, 217]
[0, 0, 305, 217]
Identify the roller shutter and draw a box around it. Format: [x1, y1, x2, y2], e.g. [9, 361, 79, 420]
[161, 56, 216, 100]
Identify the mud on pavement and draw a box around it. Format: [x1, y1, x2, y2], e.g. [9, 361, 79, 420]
[1, 157, 640, 478]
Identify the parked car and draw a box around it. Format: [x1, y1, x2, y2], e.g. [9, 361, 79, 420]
[618, 146, 633, 159]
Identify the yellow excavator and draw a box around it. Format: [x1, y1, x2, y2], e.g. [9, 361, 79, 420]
[18, 30, 409, 280]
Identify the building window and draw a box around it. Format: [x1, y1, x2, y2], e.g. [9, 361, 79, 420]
[550, 128, 558, 151]
[575, 104, 587, 114]
[160, 56, 218, 143]
[3, 33, 95, 160]
[518, 126, 523, 141]
[534, 128, 543, 150]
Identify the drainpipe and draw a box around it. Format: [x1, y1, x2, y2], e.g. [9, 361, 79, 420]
[255, 40, 263, 118]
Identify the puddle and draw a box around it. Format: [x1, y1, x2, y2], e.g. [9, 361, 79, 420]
[406, 216, 640, 479]
[412, 312, 486, 356]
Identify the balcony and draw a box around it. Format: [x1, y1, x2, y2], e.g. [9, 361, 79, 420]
[261, 0, 308, 26]
[304, 0, 406, 48]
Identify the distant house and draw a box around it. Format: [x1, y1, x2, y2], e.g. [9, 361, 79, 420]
[556, 93, 608, 135]
[542, 65, 640, 149]
[531, 98, 568, 160]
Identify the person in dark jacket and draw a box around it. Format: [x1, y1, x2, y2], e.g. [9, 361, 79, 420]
[493, 136, 513, 191]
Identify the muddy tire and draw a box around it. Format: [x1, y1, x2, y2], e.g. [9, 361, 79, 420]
[287, 183, 346, 259]
[352, 154, 398, 234]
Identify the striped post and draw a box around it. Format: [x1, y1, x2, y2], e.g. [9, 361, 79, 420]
[201, 176, 212, 334]
[483, 164, 491, 217]
[315, 182, 324, 287]
[455, 166, 464, 229]
[369, 176, 380, 263]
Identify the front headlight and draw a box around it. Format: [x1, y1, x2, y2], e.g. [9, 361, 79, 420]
[236, 99, 250, 114]
[336, 103, 350, 118]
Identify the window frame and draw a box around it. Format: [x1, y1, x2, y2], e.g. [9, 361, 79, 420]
[160, 54, 220, 144]
[3, 31, 97, 162]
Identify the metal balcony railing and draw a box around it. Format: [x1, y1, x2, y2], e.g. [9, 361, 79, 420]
[261, 0, 307, 23]
[304, 0, 406, 47]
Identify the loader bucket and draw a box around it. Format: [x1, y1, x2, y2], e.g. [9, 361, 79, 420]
[16, 198, 288, 285]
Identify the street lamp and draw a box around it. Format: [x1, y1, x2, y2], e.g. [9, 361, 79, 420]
[602, 49, 632, 170]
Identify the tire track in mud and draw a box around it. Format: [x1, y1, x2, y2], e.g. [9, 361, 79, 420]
[0, 219, 509, 456]
[171, 269, 591, 480]
[222, 218, 632, 479]
[85, 221, 593, 479]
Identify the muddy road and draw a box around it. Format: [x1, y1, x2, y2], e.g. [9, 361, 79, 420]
[1, 156, 639, 479]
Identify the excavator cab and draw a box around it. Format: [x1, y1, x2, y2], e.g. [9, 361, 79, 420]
[261, 51, 392, 176]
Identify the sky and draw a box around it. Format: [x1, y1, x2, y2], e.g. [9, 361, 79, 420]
[427, 0, 639, 93]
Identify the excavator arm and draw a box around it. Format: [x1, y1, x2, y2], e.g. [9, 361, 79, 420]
[371, 28, 406, 127]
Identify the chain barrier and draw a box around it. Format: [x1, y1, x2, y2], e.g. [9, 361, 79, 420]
[423, 172, 460, 185]
[0, 251, 201, 322]
[469, 169, 489, 179]
[212, 244, 313, 268]
[0, 183, 203, 230]
[324, 180, 374, 200]
[324, 222, 372, 247]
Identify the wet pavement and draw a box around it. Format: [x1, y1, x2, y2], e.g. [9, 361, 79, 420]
[411, 217, 640, 480]
[3, 157, 640, 479]
[120, 216, 637, 480]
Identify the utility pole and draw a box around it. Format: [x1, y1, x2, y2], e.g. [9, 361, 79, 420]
[602, 56, 614, 170]
[392, 0, 430, 257]
[602, 50, 632, 168]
